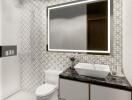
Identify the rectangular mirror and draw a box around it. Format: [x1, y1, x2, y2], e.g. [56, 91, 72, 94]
[47, 0, 112, 54]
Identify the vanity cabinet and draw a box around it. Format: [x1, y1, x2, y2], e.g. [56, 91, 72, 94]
[59, 78, 132, 100]
[59, 78, 89, 100]
[91, 85, 131, 100]
[59, 68, 132, 100]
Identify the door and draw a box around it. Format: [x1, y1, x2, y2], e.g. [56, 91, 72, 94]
[91, 84, 131, 100]
[59, 78, 89, 100]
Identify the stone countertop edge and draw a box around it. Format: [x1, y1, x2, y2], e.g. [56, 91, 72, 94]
[59, 68, 132, 91]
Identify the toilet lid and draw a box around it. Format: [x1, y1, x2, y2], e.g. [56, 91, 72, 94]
[35, 83, 57, 96]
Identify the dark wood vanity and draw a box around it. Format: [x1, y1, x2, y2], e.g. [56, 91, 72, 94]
[59, 68, 132, 100]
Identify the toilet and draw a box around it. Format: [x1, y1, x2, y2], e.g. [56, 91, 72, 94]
[35, 69, 62, 100]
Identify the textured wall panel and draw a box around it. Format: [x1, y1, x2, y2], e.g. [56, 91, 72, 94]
[19, 0, 123, 92]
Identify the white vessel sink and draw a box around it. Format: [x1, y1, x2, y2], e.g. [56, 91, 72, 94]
[74, 63, 110, 78]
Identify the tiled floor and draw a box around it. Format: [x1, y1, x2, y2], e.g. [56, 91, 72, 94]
[6, 91, 36, 100]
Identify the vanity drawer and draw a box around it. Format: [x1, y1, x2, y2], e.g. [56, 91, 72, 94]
[91, 84, 131, 100]
[59, 78, 89, 100]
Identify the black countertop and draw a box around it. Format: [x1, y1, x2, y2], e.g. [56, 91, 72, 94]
[59, 68, 132, 91]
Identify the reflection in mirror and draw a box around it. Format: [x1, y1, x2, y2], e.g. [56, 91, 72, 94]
[48, 0, 112, 54]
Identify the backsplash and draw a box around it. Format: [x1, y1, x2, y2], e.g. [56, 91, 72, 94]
[19, 0, 123, 92]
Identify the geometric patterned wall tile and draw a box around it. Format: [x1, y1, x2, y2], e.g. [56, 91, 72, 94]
[19, 0, 123, 92]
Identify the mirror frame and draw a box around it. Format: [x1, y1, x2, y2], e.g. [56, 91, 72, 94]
[47, 0, 112, 54]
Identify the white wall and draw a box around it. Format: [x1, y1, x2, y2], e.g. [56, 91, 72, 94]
[1, 0, 21, 99]
[0, 0, 2, 44]
[1, 0, 20, 45]
[49, 4, 87, 50]
[122, 0, 132, 85]
[50, 15, 87, 50]
[0, 0, 2, 99]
